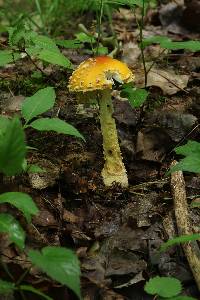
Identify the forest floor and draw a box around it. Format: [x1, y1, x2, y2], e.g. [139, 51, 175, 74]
[0, 2, 200, 300]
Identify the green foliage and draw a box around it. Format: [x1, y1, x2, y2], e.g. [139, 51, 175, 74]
[0, 280, 53, 300]
[145, 276, 182, 298]
[21, 87, 84, 140]
[0, 192, 39, 223]
[0, 50, 21, 66]
[0, 213, 25, 249]
[121, 83, 148, 108]
[22, 87, 56, 124]
[160, 233, 200, 252]
[144, 276, 197, 299]
[0, 117, 26, 176]
[169, 297, 197, 300]
[30, 118, 85, 140]
[169, 141, 200, 174]
[143, 36, 200, 52]
[55, 39, 83, 49]
[19, 285, 53, 300]
[0, 280, 15, 295]
[28, 247, 81, 299]
[2, 24, 72, 68]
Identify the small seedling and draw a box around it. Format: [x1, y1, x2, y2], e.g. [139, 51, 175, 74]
[144, 276, 197, 300]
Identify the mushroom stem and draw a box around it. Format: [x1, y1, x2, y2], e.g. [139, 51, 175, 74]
[98, 89, 128, 187]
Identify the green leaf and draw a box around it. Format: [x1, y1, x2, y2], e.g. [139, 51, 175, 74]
[28, 246, 81, 299]
[0, 50, 21, 66]
[169, 155, 200, 174]
[0, 116, 10, 135]
[144, 276, 182, 298]
[168, 141, 200, 175]
[22, 87, 56, 123]
[121, 87, 148, 108]
[56, 39, 83, 49]
[175, 141, 200, 156]
[31, 35, 60, 53]
[143, 36, 200, 52]
[169, 296, 197, 300]
[0, 117, 26, 176]
[0, 192, 39, 223]
[95, 46, 108, 55]
[29, 117, 85, 140]
[37, 49, 72, 68]
[0, 213, 25, 249]
[20, 285, 53, 300]
[0, 279, 15, 295]
[142, 35, 171, 48]
[106, 0, 147, 7]
[160, 233, 200, 252]
[27, 164, 45, 174]
[75, 32, 96, 44]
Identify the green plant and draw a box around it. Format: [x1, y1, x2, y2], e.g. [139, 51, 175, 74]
[144, 276, 197, 299]
[0, 23, 72, 69]
[0, 88, 83, 299]
[168, 141, 200, 174]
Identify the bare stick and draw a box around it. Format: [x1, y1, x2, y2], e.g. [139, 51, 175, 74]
[171, 161, 200, 291]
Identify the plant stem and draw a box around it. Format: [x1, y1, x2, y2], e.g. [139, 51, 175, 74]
[96, 0, 104, 55]
[139, 0, 147, 87]
[98, 89, 128, 187]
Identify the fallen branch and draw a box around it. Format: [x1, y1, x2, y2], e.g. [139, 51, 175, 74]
[170, 161, 200, 291]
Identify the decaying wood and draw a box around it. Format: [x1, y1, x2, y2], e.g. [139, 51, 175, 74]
[170, 161, 200, 291]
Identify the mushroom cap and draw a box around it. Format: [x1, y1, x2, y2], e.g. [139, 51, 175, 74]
[68, 56, 134, 92]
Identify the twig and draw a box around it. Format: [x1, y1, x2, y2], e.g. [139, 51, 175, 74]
[170, 161, 200, 291]
[146, 48, 167, 75]
[150, 69, 189, 93]
[24, 49, 46, 76]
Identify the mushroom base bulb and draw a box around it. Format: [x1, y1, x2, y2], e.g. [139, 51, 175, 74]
[101, 165, 128, 187]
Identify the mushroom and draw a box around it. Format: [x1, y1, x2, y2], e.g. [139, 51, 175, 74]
[68, 56, 134, 187]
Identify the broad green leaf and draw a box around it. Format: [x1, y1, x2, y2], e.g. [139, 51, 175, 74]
[0, 279, 15, 295]
[56, 39, 83, 49]
[28, 246, 81, 299]
[75, 32, 96, 44]
[32, 35, 60, 53]
[95, 46, 108, 55]
[0, 213, 25, 249]
[37, 49, 72, 68]
[121, 87, 148, 108]
[175, 141, 200, 156]
[143, 36, 200, 52]
[0, 192, 39, 223]
[144, 276, 182, 298]
[22, 87, 56, 123]
[0, 116, 10, 135]
[20, 285, 53, 300]
[169, 154, 200, 174]
[163, 41, 200, 52]
[168, 141, 200, 175]
[27, 164, 45, 174]
[169, 296, 197, 300]
[142, 36, 171, 48]
[0, 117, 26, 176]
[29, 117, 85, 140]
[0, 50, 21, 66]
[160, 233, 200, 252]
